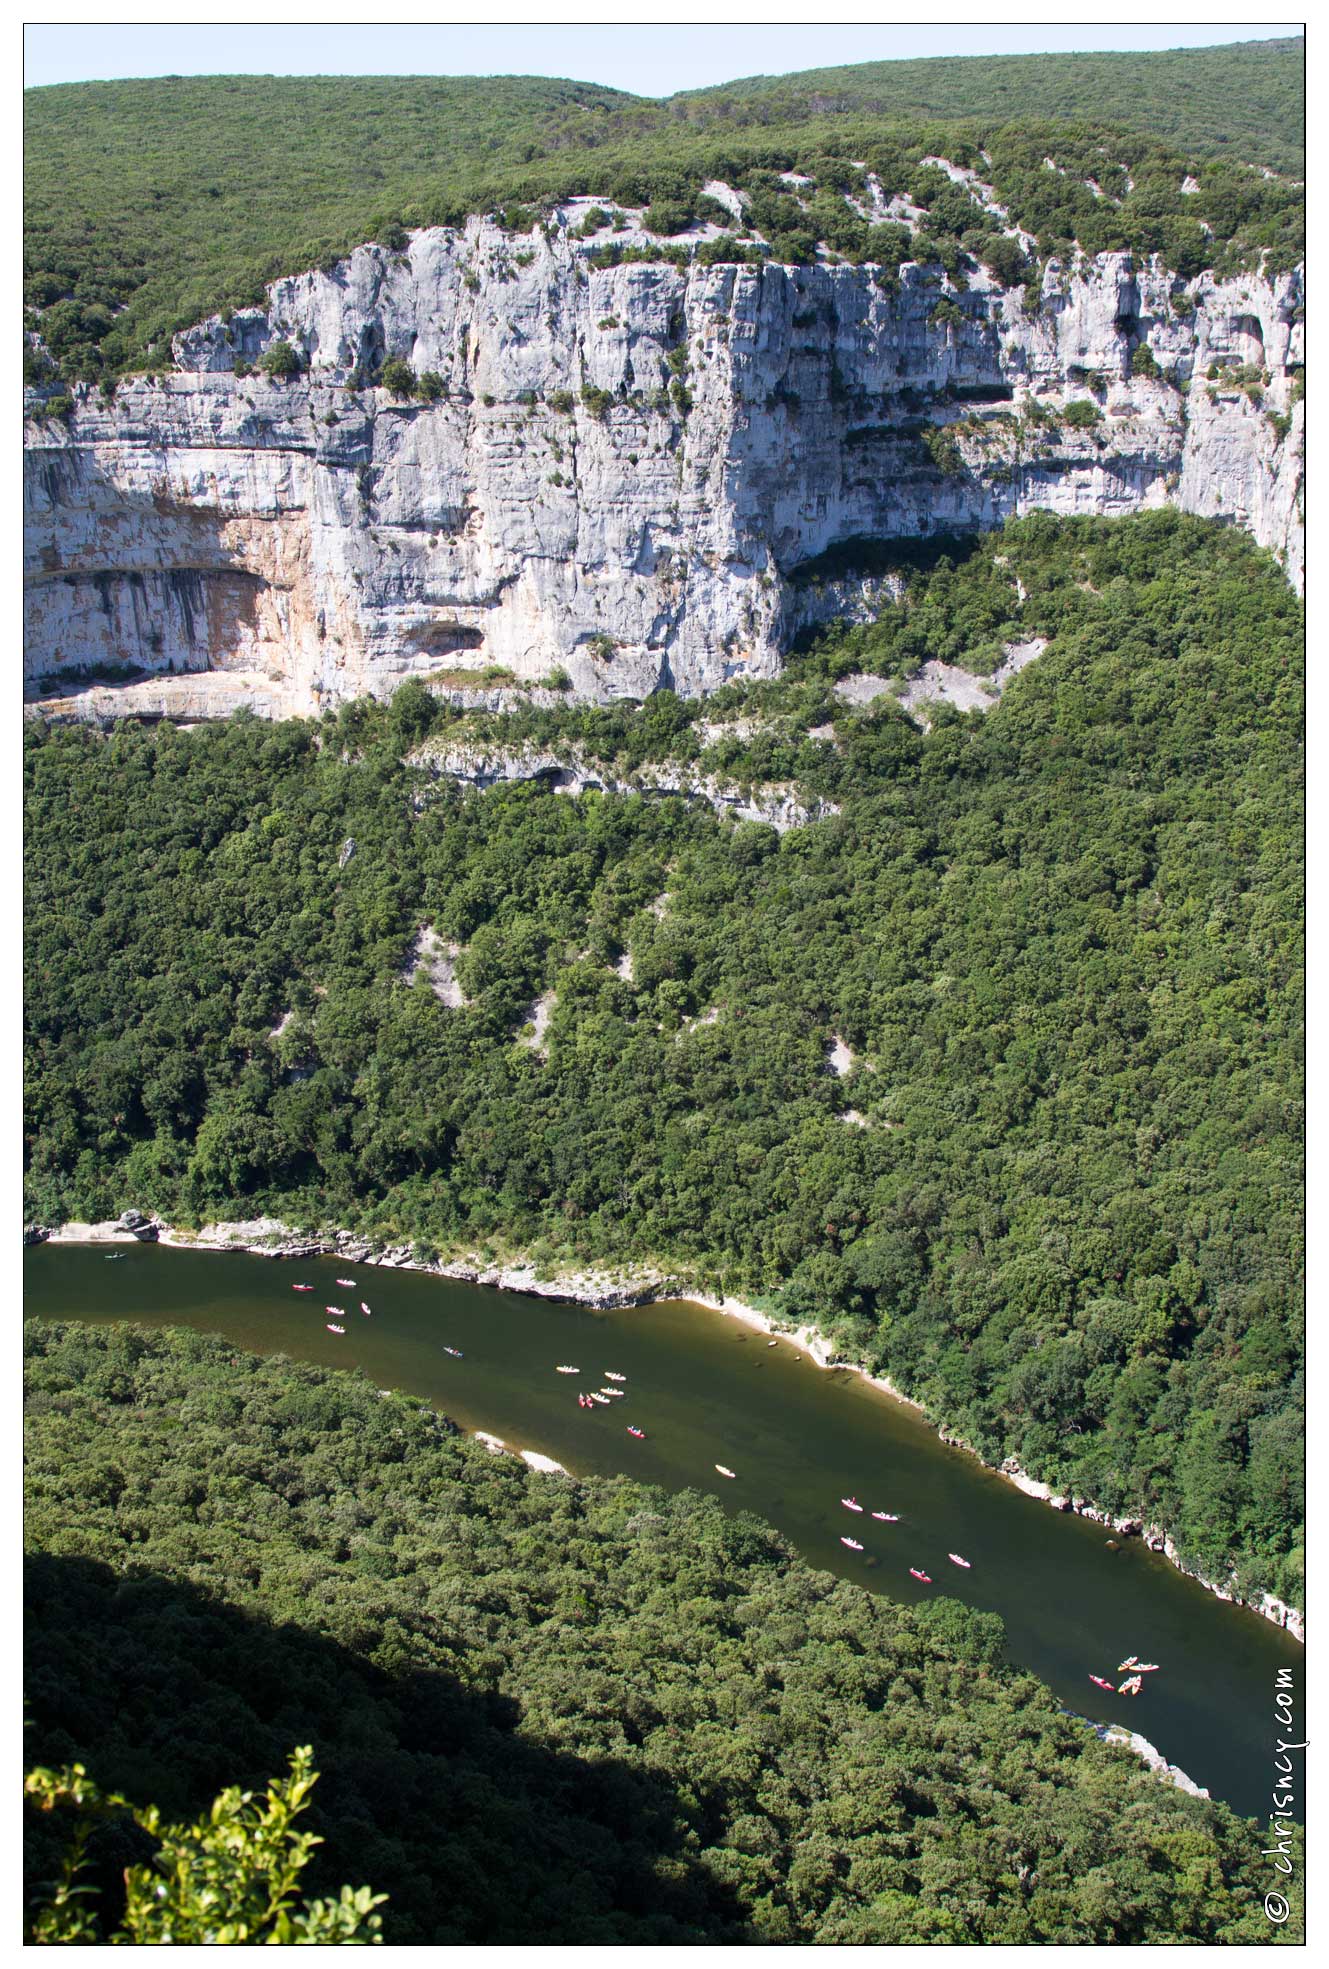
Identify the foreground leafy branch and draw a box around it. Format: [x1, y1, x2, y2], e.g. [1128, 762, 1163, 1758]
[24, 1746, 385, 1944]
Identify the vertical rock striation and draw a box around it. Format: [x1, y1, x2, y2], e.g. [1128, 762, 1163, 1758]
[24, 219, 1303, 717]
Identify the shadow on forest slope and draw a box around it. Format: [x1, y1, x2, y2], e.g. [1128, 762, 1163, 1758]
[24, 1551, 750, 1945]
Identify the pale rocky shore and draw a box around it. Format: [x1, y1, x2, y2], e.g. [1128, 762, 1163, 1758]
[1094, 1725, 1210, 1801]
[27, 1208, 1302, 1642]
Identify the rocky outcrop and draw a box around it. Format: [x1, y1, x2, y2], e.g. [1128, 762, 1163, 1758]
[1089, 1722, 1210, 1799]
[24, 220, 1302, 718]
[37, 1211, 675, 1310]
[409, 735, 838, 830]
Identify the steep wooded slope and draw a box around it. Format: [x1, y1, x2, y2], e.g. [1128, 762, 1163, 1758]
[24, 1322, 1298, 1944]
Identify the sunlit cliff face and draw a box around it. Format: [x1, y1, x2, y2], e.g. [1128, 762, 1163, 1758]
[24, 216, 1302, 722]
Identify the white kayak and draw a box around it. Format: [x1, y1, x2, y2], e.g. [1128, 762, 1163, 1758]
[604, 1371, 626, 1382]
[840, 1536, 864, 1551]
[555, 1365, 580, 1374]
[360, 1302, 372, 1316]
[335, 1278, 356, 1287]
[948, 1554, 971, 1568]
[871, 1511, 900, 1522]
[841, 1497, 863, 1512]
[326, 1323, 345, 1333]
[715, 1465, 736, 1479]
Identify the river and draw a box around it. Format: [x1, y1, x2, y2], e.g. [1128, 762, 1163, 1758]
[24, 1239, 1300, 1821]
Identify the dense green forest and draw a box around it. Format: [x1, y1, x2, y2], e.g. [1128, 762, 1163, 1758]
[24, 37, 1303, 382]
[23, 1321, 1300, 1944]
[681, 37, 1304, 176]
[23, 513, 1304, 1605]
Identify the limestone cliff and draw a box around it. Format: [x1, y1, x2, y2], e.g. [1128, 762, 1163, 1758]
[24, 216, 1303, 719]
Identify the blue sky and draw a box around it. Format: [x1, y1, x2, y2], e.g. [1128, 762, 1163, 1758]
[23, 22, 1299, 96]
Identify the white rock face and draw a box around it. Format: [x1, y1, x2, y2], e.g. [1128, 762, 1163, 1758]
[401, 925, 467, 1006]
[895, 635, 1048, 723]
[24, 222, 1303, 717]
[827, 1035, 854, 1077]
[410, 735, 836, 831]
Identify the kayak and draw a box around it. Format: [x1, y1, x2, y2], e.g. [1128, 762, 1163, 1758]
[715, 1465, 736, 1479]
[292, 1284, 313, 1292]
[1089, 1675, 1115, 1691]
[841, 1497, 863, 1512]
[326, 1323, 345, 1333]
[1135, 1663, 1161, 1673]
[908, 1568, 932, 1584]
[325, 1305, 345, 1316]
[627, 1426, 645, 1439]
[360, 1302, 372, 1316]
[598, 1387, 625, 1398]
[605, 1372, 626, 1382]
[1118, 1675, 1143, 1696]
[442, 1346, 463, 1358]
[840, 1536, 864, 1551]
[948, 1554, 971, 1568]
[1118, 1655, 1140, 1673]
[335, 1278, 356, 1287]
[590, 1393, 610, 1405]
[871, 1511, 899, 1521]
[555, 1366, 580, 1374]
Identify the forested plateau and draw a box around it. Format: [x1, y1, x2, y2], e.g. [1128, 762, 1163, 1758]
[23, 513, 1304, 1608]
[22, 1321, 1302, 1944]
[25, 42, 1302, 381]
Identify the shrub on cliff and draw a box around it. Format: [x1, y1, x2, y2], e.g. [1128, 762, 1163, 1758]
[258, 339, 303, 380]
[379, 357, 417, 398]
[643, 198, 693, 236]
[973, 234, 1028, 286]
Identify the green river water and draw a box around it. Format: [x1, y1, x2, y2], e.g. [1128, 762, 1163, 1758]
[25, 1239, 1300, 1821]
